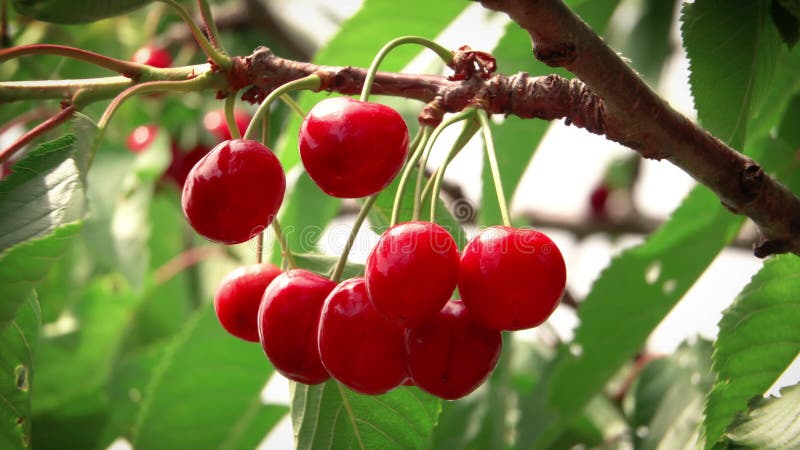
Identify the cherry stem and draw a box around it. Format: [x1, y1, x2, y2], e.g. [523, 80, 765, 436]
[280, 94, 306, 118]
[0, 106, 76, 163]
[196, 0, 226, 54]
[244, 74, 321, 141]
[157, 0, 232, 71]
[154, 246, 222, 285]
[272, 218, 296, 269]
[429, 115, 481, 221]
[224, 93, 241, 139]
[413, 109, 475, 221]
[255, 232, 264, 264]
[0, 44, 146, 76]
[261, 111, 270, 146]
[477, 109, 511, 227]
[331, 194, 378, 283]
[390, 126, 429, 227]
[0, 107, 57, 136]
[360, 36, 454, 102]
[420, 115, 480, 201]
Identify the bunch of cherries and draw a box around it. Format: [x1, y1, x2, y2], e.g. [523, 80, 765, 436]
[179, 95, 566, 400]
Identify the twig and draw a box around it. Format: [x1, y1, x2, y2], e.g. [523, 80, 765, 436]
[0, 106, 76, 163]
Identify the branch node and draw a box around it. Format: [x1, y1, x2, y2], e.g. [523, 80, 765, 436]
[739, 161, 764, 201]
[754, 238, 790, 258]
[420, 96, 446, 127]
[533, 41, 576, 67]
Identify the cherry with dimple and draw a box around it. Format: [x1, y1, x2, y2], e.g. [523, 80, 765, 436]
[125, 124, 159, 153]
[299, 97, 409, 198]
[318, 277, 407, 395]
[181, 139, 286, 244]
[131, 45, 172, 68]
[406, 300, 502, 400]
[259, 270, 335, 385]
[366, 221, 459, 326]
[458, 226, 566, 331]
[214, 263, 282, 342]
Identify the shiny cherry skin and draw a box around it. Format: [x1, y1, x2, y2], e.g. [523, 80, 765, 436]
[203, 109, 251, 141]
[258, 270, 335, 384]
[458, 226, 566, 331]
[214, 263, 282, 342]
[126, 124, 159, 153]
[299, 97, 409, 198]
[406, 300, 502, 400]
[181, 139, 285, 244]
[366, 221, 459, 326]
[131, 45, 172, 68]
[318, 277, 407, 395]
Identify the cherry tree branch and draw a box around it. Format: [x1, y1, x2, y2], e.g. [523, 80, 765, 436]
[474, 0, 800, 257]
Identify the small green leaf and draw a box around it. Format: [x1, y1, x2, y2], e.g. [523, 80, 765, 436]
[291, 381, 440, 450]
[724, 383, 800, 449]
[132, 303, 279, 449]
[11, 0, 152, 24]
[702, 255, 800, 448]
[0, 292, 40, 450]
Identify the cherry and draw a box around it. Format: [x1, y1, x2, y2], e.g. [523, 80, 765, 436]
[589, 184, 610, 220]
[126, 124, 159, 153]
[258, 269, 335, 384]
[365, 221, 459, 326]
[458, 226, 566, 331]
[181, 139, 285, 244]
[131, 45, 172, 68]
[299, 97, 409, 198]
[214, 263, 282, 342]
[405, 300, 502, 400]
[203, 109, 251, 141]
[318, 277, 407, 394]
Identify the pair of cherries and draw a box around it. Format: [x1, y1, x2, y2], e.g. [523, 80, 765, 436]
[214, 221, 566, 400]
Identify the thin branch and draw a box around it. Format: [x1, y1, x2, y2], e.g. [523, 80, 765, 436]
[0, 106, 76, 163]
[475, 0, 800, 257]
[0, 44, 146, 76]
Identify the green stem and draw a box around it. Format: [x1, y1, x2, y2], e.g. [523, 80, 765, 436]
[261, 112, 270, 146]
[157, 0, 231, 71]
[196, 0, 226, 54]
[360, 36, 453, 102]
[280, 94, 306, 117]
[331, 194, 378, 283]
[429, 115, 481, 221]
[477, 109, 511, 227]
[0, 44, 146, 76]
[390, 127, 429, 226]
[272, 219, 296, 269]
[244, 75, 321, 141]
[420, 116, 480, 201]
[413, 109, 476, 221]
[223, 93, 242, 139]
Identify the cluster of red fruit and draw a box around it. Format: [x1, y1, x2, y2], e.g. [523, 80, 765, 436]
[177, 93, 566, 400]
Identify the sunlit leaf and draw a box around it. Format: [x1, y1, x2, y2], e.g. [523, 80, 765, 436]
[723, 382, 800, 450]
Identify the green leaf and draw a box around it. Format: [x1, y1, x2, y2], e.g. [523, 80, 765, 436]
[11, 0, 152, 24]
[291, 381, 441, 450]
[623, 0, 678, 83]
[625, 339, 714, 450]
[132, 303, 280, 449]
[0, 292, 40, 450]
[682, 0, 782, 148]
[702, 255, 800, 448]
[723, 382, 800, 449]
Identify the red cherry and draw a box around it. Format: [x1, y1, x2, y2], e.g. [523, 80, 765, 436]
[126, 124, 159, 153]
[589, 184, 610, 220]
[131, 45, 172, 68]
[458, 226, 566, 331]
[318, 277, 407, 394]
[365, 221, 459, 326]
[203, 109, 251, 141]
[299, 97, 409, 198]
[406, 300, 502, 400]
[214, 263, 282, 342]
[181, 139, 286, 244]
[258, 269, 335, 384]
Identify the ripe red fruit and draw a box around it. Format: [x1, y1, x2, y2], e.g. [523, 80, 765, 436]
[318, 277, 407, 394]
[131, 45, 172, 68]
[299, 97, 409, 198]
[458, 226, 566, 331]
[203, 109, 251, 141]
[406, 300, 502, 400]
[214, 263, 282, 342]
[258, 270, 335, 384]
[181, 139, 285, 244]
[589, 184, 610, 220]
[126, 124, 159, 153]
[366, 221, 459, 326]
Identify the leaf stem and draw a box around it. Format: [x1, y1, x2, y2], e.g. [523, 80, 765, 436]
[331, 194, 378, 283]
[244, 74, 321, 141]
[196, 0, 226, 54]
[477, 109, 511, 227]
[0, 106, 76, 163]
[224, 93, 241, 139]
[360, 36, 453, 101]
[272, 219, 296, 269]
[429, 115, 480, 221]
[157, 0, 232, 71]
[0, 44, 146, 76]
[390, 126, 429, 226]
